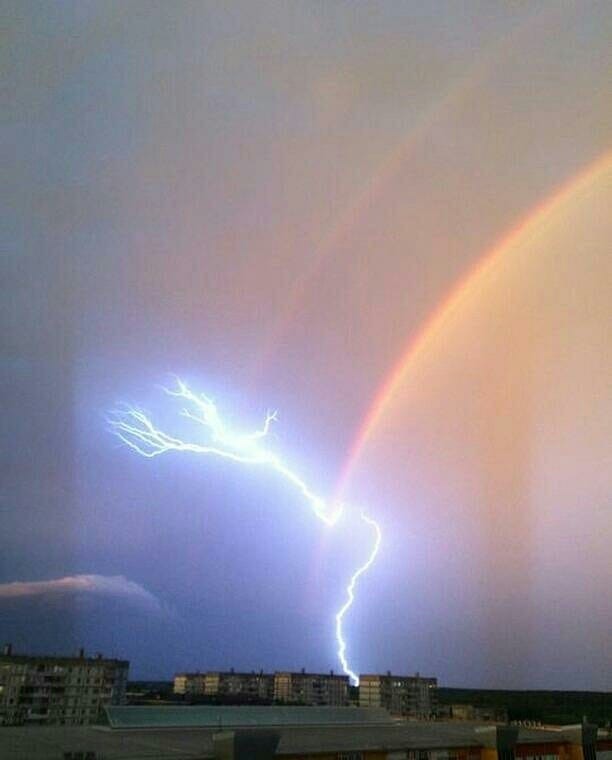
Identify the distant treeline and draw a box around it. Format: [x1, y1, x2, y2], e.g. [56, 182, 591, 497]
[438, 688, 611, 727]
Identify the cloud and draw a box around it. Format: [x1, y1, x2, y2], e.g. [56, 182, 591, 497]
[0, 574, 163, 613]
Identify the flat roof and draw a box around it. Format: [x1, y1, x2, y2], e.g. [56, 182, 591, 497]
[273, 671, 349, 679]
[105, 704, 394, 728]
[0, 722, 583, 760]
[0, 725, 213, 760]
[0, 654, 129, 667]
[175, 670, 349, 679]
[174, 671, 272, 678]
[360, 673, 437, 680]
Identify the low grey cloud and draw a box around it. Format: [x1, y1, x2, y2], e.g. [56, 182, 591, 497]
[0, 574, 163, 614]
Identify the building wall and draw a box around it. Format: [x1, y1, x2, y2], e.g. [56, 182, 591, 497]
[218, 672, 274, 700]
[273, 671, 349, 706]
[0, 652, 128, 726]
[205, 672, 220, 695]
[174, 673, 206, 695]
[359, 674, 438, 718]
[438, 704, 508, 722]
[278, 751, 479, 760]
[252, 752, 389, 760]
[173, 669, 348, 705]
[360, 676, 382, 708]
[173, 674, 188, 694]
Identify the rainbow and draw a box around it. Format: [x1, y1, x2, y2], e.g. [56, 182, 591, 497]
[335, 148, 612, 496]
[252, 3, 566, 381]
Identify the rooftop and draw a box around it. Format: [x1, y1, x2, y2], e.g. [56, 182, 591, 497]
[0, 653, 129, 667]
[175, 669, 349, 680]
[0, 721, 603, 760]
[105, 704, 394, 728]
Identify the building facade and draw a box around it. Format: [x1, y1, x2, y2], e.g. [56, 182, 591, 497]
[0, 644, 128, 726]
[174, 672, 206, 696]
[437, 703, 509, 722]
[174, 670, 275, 701]
[173, 669, 349, 706]
[360, 672, 438, 718]
[273, 670, 349, 706]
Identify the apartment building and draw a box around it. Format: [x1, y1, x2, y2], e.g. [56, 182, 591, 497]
[173, 668, 349, 706]
[174, 672, 206, 696]
[359, 671, 438, 717]
[174, 670, 274, 701]
[438, 703, 509, 722]
[0, 644, 128, 726]
[273, 670, 349, 706]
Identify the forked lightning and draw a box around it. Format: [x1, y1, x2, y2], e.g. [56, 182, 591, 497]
[110, 379, 380, 685]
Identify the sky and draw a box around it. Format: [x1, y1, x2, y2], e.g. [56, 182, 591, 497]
[2, 1, 611, 688]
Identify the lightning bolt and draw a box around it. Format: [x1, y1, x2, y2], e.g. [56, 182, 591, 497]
[109, 379, 380, 685]
[335, 512, 381, 685]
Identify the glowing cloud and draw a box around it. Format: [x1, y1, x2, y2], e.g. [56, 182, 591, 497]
[110, 378, 381, 685]
[0, 574, 162, 612]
